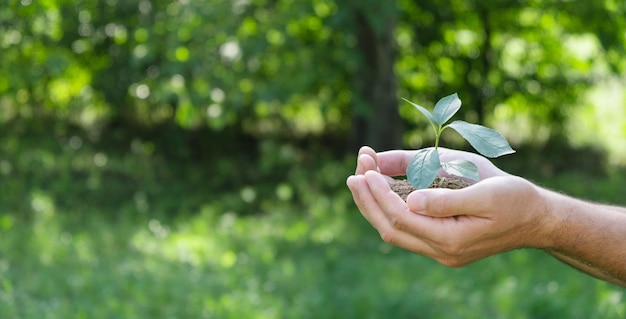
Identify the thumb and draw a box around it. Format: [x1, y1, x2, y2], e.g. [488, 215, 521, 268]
[406, 179, 505, 217]
[406, 189, 468, 217]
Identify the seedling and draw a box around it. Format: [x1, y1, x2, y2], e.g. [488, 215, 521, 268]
[402, 93, 515, 189]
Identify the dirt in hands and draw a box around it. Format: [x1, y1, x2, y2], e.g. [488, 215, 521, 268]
[390, 177, 471, 202]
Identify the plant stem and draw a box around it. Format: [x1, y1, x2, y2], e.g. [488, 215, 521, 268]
[435, 124, 449, 150]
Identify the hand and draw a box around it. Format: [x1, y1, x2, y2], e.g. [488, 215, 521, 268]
[347, 146, 550, 266]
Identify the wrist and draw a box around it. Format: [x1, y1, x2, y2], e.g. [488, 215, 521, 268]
[524, 184, 563, 250]
[530, 185, 594, 252]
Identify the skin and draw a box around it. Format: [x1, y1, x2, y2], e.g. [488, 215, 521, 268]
[346, 146, 626, 286]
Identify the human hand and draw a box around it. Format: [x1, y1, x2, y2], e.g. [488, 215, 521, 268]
[347, 146, 550, 266]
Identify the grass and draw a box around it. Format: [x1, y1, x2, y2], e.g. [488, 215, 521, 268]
[1, 130, 626, 318]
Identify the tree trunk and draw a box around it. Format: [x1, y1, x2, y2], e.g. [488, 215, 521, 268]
[476, 6, 492, 125]
[350, 3, 402, 152]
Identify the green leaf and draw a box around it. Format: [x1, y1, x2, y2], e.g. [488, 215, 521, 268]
[448, 120, 515, 158]
[442, 159, 479, 181]
[407, 148, 441, 189]
[432, 93, 461, 125]
[402, 97, 435, 123]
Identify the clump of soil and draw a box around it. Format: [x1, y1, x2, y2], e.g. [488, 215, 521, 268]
[390, 177, 471, 202]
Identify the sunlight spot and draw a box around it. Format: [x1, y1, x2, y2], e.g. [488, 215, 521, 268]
[134, 28, 149, 43]
[166, 2, 179, 15]
[4, 29, 22, 46]
[220, 251, 237, 268]
[563, 33, 599, 60]
[211, 88, 225, 103]
[207, 104, 222, 118]
[93, 152, 107, 167]
[31, 191, 55, 216]
[313, 1, 332, 17]
[266, 29, 284, 45]
[135, 84, 150, 99]
[313, 229, 334, 244]
[232, 0, 250, 15]
[526, 80, 541, 95]
[148, 219, 169, 239]
[175, 46, 189, 62]
[220, 212, 236, 229]
[133, 44, 148, 59]
[240, 187, 256, 203]
[239, 78, 253, 93]
[16, 89, 29, 103]
[0, 215, 14, 230]
[78, 10, 91, 23]
[608, 291, 623, 304]
[69, 136, 83, 150]
[546, 281, 559, 293]
[138, 0, 152, 14]
[72, 39, 90, 54]
[176, 245, 192, 263]
[104, 23, 117, 37]
[171, 74, 185, 89]
[105, 23, 127, 44]
[220, 41, 241, 62]
[455, 29, 477, 47]
[275, 183, 293, 201]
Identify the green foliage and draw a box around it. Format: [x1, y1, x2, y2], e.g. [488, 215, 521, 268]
[404, 93, 514, 189]
[2, 1, 625, 151]
[397, 0, 626, 148]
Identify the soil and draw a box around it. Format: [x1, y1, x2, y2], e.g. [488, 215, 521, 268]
[390, 177, 471, 202]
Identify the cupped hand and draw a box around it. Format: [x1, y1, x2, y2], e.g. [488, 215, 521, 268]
[347, 146, 549, 266]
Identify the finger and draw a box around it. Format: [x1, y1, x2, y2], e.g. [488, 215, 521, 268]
[349, 173, 437, 255]
[406, 177, 514, 218]
[363, 170, 436, 241]
[364, 170, 458, 243]
[356, 154, 378, 175]
[403, 178, 533, 257]
[358, 146, 377, 161]
[358, 154, 395, 182]
[348, 174, 420, 246]
[375, 150, 417, 176]
[346, 175, 389, 229]
[363, 170, 407, 215]
[356, 146, 378, 175]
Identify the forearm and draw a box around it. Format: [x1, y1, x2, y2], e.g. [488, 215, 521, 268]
[539, 189, 626, 286]
[549, 251, 626, 286]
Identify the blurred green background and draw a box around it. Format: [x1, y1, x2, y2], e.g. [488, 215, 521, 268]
[1, 0, 626, 318]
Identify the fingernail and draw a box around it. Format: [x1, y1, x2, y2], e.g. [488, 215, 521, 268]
[346, 176, 360, 197]
[407, 192, 426, 212]
[356, 155, 365, 173]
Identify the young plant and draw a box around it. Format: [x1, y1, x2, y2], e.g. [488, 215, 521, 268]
[402, 93, 515, 189]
